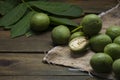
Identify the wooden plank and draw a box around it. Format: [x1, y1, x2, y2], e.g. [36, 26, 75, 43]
[0, 31, 10, 38]
[0, 31, 53, 52]
[0, 53, 89, 76]
[50, 0, 118, 13]
[0, 76, 95, 80]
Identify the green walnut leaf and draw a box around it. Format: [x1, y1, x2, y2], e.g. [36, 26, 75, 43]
[0, 3, 27, 28]
[29, 1, 83, 18]
[0, 0, 20, 15]
[50, 16, 79, 26]
[11, 11, 34, 38]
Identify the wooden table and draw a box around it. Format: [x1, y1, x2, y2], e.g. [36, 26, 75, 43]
[0, 0, 118, 80]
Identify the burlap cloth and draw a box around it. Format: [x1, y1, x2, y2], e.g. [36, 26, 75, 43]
[43, 3, 120, 79]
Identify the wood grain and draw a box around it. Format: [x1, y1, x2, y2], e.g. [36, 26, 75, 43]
[0, 31, 10, 38]
[0, 76, 94, 80]
[0, 53, 88, 76]
[0, 31, 53, 52]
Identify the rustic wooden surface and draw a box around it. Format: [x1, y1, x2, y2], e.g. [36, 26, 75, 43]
[0, 0, 118, 80]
